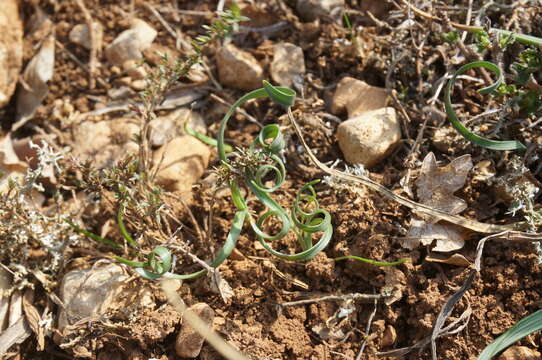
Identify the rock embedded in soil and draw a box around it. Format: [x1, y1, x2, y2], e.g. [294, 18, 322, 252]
[0, 0, 23, 109]
[152, 135, 210, 196]
[330, 77, 388, 118]
[175, 303, 215, 358]
[148, 108, 206, 147]
[498, 346, 542, 360]
[71, 118, 139, 169]
[337, 107, 401, 168]
[270, 43, 305, 88]
[69, 22, 103, 51]
[216, 44, 264, 90]
[57, 263, 128, 332]
[381, 325, 397, 347]
[296, 0, 345, 22]
[105, 19, 157, 66]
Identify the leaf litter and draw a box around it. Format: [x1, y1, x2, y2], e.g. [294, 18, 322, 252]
[404, 152, 473, 252]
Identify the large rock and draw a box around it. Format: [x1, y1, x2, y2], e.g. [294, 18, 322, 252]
[270, 43, 305, 88]
[216, 44, 263, 90]
[175, 303, 214, 358]
[153, 136, 210, 195]
[0, 0, 23, 108]
[105, 19, 157, 66]
[296, 0, 345, 22]
[330, 77, 387, 118]
[337, 107, 401, 167]
[498, 346, 542, 360]
[58, 263, 128, 332]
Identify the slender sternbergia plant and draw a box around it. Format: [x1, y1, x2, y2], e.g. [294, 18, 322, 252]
[69, 82, 334, 279]
[477, 309, 542, 360]
[444, 29, 542, 151]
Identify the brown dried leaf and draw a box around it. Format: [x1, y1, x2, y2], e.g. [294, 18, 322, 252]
[210, 270, 234, 304]
[14, 33, 55, 130]
[383, 267, 406, 306]
[416, 152, 473, 218]
[426, 253, 472, 267]
[22, 289, 44, 350]
[406, 219, 469, 252]
[404, 153, 473, 252]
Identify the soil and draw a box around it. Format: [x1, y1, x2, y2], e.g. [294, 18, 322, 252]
[1, 0, 541, 360]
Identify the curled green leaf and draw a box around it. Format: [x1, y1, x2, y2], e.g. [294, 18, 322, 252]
[263, 80, 296, 108]
[445, 60, 526, 151]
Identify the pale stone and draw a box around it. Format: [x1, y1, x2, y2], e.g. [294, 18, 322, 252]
[330, 77, 388, 118]
[296, 0, 345, 21]
[270, 43, 305, 88]
[122, 60, 147, 80]
[105, 19, 157, 66]
[337, 107, 401, 167]
[71, 118, 139, 168]
[216, 44, 263, 90]
[498, 346, 542, 360]
[58, 263, 128, 332]
[153, 136, 210, 194]
[0, 0, 23, 108]
[148, 108, 206, 147]
[69, 22, 103, 50]
[175, 303, 214, 358]
[381, 325, 397, 347]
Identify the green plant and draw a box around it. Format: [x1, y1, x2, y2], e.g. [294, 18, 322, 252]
[477, 309, 542, 360]
[69, 82, 333, 279]
[444, 31, 542, 151]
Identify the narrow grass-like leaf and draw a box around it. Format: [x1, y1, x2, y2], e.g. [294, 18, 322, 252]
[65, 218, 122, 248]
[117, 205, 139, 248]
[335, 255, 409, 267]
[445, 61, 526, 151]
[477, 309, 542, 360]
[184, 122, 234, 153]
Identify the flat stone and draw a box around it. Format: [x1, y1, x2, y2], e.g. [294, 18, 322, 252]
[58, 263, 128, 332]
[0, 0, 23, 108]
[337, 107, 401, 168]
[330, 77, 387, 118]
[71, 118, 139, 169]
[175, 303, 214, 358]
[216, 44, 263, 90]
[270, 43, 305, 88]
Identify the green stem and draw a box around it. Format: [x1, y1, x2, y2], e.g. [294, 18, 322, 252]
[334, 256, 409, 267]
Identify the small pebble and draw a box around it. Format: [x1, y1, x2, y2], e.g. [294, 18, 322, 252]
[175, 303, 215, 358]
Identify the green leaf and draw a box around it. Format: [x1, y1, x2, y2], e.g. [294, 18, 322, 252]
[334, 255, 409, 267]
[262, 80, 296, 108]
[65, 218, 122, 249]
[477, 309, 542, 360]
[444, 61, 526, 151]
